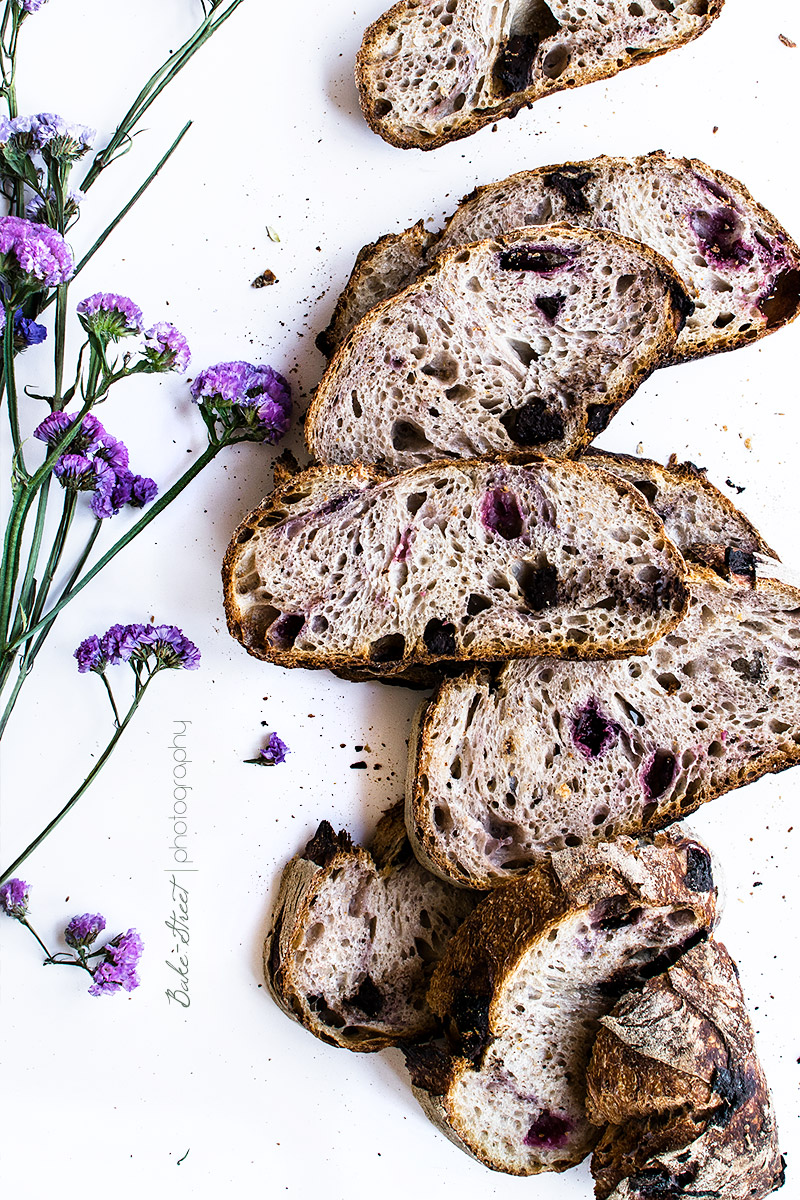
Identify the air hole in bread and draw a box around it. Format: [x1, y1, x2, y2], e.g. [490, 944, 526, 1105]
[759, 268, 800, 328]
[370, 633, 406, 663]
[501, 400, 565, 446]
[424, 618, 457, 657]
[392, 420, 432, 452]
[542, 44, 571, 78]
[642, 750, 677, 799]
[514, 558, 559, 611]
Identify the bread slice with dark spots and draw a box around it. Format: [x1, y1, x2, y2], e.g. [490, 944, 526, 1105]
[265, 803, 479, 1052]
[307, 225, 689, 471]
[408, 564, 800, 888]
[357, 2, 723, 151]
[223, 458, 688, 676]
[319, 154, 800, 364]
[405, 830, 718, 1174]
[587, 937, 785, 1200]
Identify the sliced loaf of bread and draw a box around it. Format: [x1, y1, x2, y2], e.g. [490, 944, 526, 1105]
[408, 564, 800, 888]
[405, 831, 718, 1174]
[265, 804, 478, 1051]
[307, 225, 689, 471]
[319, 154, 800, 363]
[587, 938, 784, 1200]
[223, 459, 688, 675]
[357, 3, 723, 151]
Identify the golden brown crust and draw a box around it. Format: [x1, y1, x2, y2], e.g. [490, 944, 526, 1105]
[355, 6, 725, 152]
[305, 223, 690, 468]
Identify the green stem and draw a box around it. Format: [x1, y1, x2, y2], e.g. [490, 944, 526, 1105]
[27, 490, 77, 631]
[100, 673, 122, 727]
[5, 474, 50, 653]
[7, 440, 225, 652]
[0, 675, 154, 885]
[20, 919, 53, 961]
[3, 302, 24, 470]
[53, 285, 69, 409]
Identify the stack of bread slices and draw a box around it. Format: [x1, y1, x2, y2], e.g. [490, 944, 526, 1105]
[224, 154, 799, 1198]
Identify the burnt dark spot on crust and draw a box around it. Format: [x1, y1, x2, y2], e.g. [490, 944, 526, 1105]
[758, 267, 800, 329]
[543, 166, 595, 213]
[302, 820, 353, 867]
[710, 1064, 756, 1126]
[666, 279, 695, 329]
[402, 1043, 454, 1096]
[642, 750, 677, 800]
[499, 245, 575, 273]
[725, 547, 756, 585]
[684, 845, 714, 892]
[501, 399, 565, 446]
[493, 34, 540, 95]
[598, 930, 707, 999]
[267, 910, 284, 982]
[535, 294, 565, 321]
[586, 403, 614, 435]
[348, 975, 383, 1018]
[628, 1165, 697, 1197]
[450, 990, 492, 1063]
[516, 559, 558, 611]
[591, 896, 644, 932]
[423, 618, 457, 657]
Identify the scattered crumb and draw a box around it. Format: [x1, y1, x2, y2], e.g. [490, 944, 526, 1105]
[779, 33, 796, 48]
[725, 478, 746, 494]
[252, 269, 278, 288]
[635, 441, 644, 455]
[712, 125, 718, 134]
[350, 761, 367, 770]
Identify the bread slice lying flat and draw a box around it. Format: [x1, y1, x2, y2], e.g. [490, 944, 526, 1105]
[265, 804, 478, 1051]
[408, 564, 800, 888]
[223, 459, 688, 675]
[405, 831, 718, 1175]
[319, 154, 800, 364]
[357, 1, 723, 151]
[307, 226, 689, 472]
[587, 938, 785, 1200]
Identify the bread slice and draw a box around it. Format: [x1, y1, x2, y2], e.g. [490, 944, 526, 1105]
[307, 225, 689, 472]
[223, 458, 688, 675]
[408, 563, 800, 888]
[265, 804, 478, 1051]
[356, 2, 723, 151]
[587, 938, 785, 1200]
[405, 831, 718, 1175]
[320, 154, 800, 363]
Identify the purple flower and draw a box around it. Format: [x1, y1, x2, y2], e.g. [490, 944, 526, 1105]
[259, 733, 290, 765]
[53, 453, 96, 489]
[99, 623, 134, 665]
[190, 360, 292, 444]
[143, 322, 191, 374]
[30, 113, 95, 156]
[74, 634, 105, 673]
[93, 433, 129, 475]
[0, 216, 74, 292]
[17, 0, 49, 14]
[77, 292, 143, 339]
[88, 458, 119, 519]
[88, 928, 143, 996]
[0, 878, 30, 919]
[0, 306, 47, 351]
[34, 411, 104, 452]
[129, 474, 158, 507]
[64, 913, 106, 949]
[27, 187, 84, 225]
[127, 624, 201, 671]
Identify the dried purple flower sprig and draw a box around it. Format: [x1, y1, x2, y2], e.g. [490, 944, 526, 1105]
[245, 731, 291, 766]
[0, 880, 143, 997]
[191, 361, 292, 444]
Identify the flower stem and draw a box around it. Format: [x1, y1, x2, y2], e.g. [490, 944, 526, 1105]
[0, 676, 154, 885]
[53, 284, 69, 409]
[100, 672, 122, 727]
[6, 440, 225, 653]
[2, 302, 25, 471]
[20, 918, 54, 961]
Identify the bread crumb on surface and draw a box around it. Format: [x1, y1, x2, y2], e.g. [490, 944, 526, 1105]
[778, 33, 796, 48]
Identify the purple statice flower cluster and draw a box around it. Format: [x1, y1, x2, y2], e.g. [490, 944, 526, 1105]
[34, 411, 157, 519]
[27, 186, 84, 226]
[88, 929, 143, 997]
[143, 321, 191, 374]
[0, 215, 74, 293]
[16, 0, 49, 13]
[190, 360, 292, 443]
[64, 912, 106, 949]
[0, 877, 30, 919]
[0, 304, 47, 351]
[74, 623, 201, 675]
[0, 112, 94, 157]
[77, 292, 143, 340]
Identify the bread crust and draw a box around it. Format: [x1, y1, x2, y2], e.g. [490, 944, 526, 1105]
[223, 456, 689, 675]
[356, 4, 724, 152]
[407, 564, 800, 889]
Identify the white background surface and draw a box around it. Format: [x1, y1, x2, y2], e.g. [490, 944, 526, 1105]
[1, 0, 799, 1195]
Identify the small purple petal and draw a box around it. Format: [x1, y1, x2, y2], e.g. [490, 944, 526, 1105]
[64, 912, 106, 949]
[0, 877, 30, 918]
[74, 634, 105, 673]
[259, 733, 290, 765]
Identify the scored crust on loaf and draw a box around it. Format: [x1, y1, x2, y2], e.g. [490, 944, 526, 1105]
[265, 803, 478, 1052]
[223, 458, 688, 675]
[408, 564, 800, 888]
[319, 154, 800, 363]
[586, 938, 785, 1200]
[405, 832, 718, 1175]
[307, 225, 689, 471]
[356, 1, 723, 151]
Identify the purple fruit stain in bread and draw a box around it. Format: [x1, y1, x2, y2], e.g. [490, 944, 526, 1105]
[571, 699, 619, 758]
[543, 166, 595, 213]
[758, 267, 800, 328]
[535, 294, 565, 322]
[684, 844, 714, 892]
[695, 172, 730, 204]
[516, 559, 558, 611]
[393, 526, 414, 562]
[523, 1109, 574, 1149]
[499, 245, 576, 274]
[423, 618, 457, 657]
[269, 612, 305, 650]
[500, 399, 565, 446]
[481, 487, 524, 539]
[689, 208, 753, 267]
[642, 749, 677, 799]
